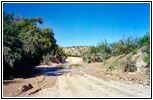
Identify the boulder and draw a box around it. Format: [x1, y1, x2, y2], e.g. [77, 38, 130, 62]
[17, 83, 33, 94]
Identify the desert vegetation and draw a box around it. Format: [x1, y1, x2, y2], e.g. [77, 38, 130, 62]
[3, 12, 67, 77]
[82, 34, 150, 72]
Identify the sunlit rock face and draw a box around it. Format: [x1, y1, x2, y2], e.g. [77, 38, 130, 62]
[62, 46, 90, 56]
[132, 52, 147, 72]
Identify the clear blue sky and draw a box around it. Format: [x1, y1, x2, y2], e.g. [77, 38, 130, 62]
[3, 3, 150, 47]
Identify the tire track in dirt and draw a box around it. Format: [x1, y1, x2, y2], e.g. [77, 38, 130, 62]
[80, 71, 143, 97]
[67, 74, 96, 97]
[71, 74, 120, 97]
[57, 75, 73, 97]
[33, 72, 144, 97]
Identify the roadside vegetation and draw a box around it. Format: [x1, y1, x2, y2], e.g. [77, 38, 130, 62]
[98, 54, 136, 72]
[82, 34, 150, 72]
[3, 12, 67, 77]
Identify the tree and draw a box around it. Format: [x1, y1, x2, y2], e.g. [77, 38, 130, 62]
[3, 12, 67, 77]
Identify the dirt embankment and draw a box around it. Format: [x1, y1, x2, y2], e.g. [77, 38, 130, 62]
[3, 74, 57, 97]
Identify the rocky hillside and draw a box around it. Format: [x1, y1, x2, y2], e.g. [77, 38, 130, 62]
[62, 46, 90, 56]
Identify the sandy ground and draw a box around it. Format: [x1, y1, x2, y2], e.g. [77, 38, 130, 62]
[3, 75, 57, 97]
[3, 57, 151, 98]
[31, 72, 150, 97]
[65, 57, 83, 64]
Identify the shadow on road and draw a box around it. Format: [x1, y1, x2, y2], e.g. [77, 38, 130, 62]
[3, 80, 21, 85]
[3, 66, 66, 81]
[35, 66, 66, 76]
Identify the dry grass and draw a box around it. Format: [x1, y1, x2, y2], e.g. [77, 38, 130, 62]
[69, 64, 82, 69]
[97, 54, 134, 72]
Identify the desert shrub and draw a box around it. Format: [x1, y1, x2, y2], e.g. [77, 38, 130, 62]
[139, 33, 150, 49]
[88, 61, 91, 63]
[83, 52, 110, 63]
[131, 49, 137, 55]
[106, 54, 136, 72]
[144, 55, 150, 66]
[110, 37, 139, 56]
[54, 45, 67, 63]
[139, 33, 150, 66]
[82, 40, 111, 63]
[82, 37, 140, 63]
[121, 56, 137, 72]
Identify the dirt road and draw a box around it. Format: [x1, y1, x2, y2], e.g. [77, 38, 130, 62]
[31, 71, 150, 97]
[3, 57, 150, 98]
[30, 57, 150, 97]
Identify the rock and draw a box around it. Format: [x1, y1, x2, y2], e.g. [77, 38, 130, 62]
[17, 83, 33, 94]
[143, 80, 150, 86]
[139, 80, 143, 84]
[132, 51, 147, 73]
[135, 61, 147, 68]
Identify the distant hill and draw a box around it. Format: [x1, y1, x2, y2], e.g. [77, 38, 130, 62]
[62, 46, 90, 56]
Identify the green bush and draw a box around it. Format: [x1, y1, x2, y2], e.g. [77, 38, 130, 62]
[82, 40, 111, 63]
[3, 12, 67, 77]
[139, 34, 150, 53]
[139, 34, 150, 66]
[139, 33, 150, 48]
[110, 37, 139, 55]
[131, 49, 137, 55]
[144, 55, 150, 65]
